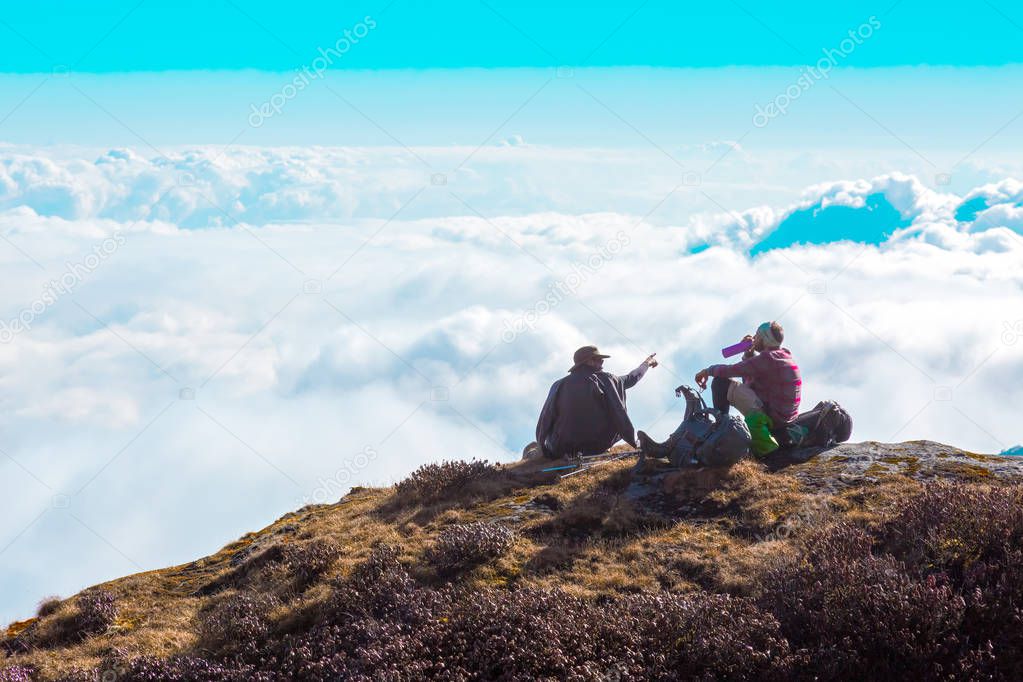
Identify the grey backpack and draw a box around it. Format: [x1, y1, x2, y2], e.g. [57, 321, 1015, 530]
[786, 400, 853, 448]
[669, 386, 752, 468]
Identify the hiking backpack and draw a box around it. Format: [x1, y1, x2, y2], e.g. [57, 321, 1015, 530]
[668, 386, 752, 468]
[786, 400, 853, 448]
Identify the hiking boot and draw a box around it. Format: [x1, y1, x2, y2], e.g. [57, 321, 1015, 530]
[744, 411, 780, 456]
[521, 441, 543, 461]
[638, 430, 674, 459]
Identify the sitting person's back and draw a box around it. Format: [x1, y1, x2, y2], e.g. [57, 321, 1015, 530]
[550, 365, 630, 455]
[536, 346, 656, 458]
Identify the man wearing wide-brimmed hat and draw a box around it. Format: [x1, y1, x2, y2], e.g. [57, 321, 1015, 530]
[535, 345, 658, 459]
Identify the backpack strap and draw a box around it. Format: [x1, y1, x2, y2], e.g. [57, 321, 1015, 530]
[814, 402, 834, 432]
[679, 385, 709, 420]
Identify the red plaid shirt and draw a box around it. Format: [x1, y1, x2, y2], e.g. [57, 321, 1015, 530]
[709, 348, 802, 425]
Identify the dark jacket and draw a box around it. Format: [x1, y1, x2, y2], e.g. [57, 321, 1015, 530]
[535, 365, 645, 458]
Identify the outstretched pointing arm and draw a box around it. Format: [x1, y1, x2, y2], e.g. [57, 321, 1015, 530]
[619, 354, 657, 390]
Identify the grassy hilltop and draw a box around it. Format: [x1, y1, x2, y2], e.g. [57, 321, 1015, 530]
[4, 441, 1023, 681]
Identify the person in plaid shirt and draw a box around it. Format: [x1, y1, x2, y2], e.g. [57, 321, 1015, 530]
[694, 321, 802, 455]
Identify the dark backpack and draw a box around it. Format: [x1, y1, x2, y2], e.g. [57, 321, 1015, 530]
[785, 400, 853, 448]
[668, 386, 751, 468]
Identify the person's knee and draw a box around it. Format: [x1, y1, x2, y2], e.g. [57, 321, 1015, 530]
[711, 376, 730, 398]
[729, 383, 764, 415]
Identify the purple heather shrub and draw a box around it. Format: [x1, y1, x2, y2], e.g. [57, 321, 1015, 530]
[197, 592, 281, 656]
[282, 540, 341, 589]
[882, 482, 1023, 580]
[0, 666, 35, 682]
[394, 459, 499, 505]
[73, 590, 117, 637]
[26, 480, 1023, 681]
[427, 521, 515, 574]
[761, 523, 967, 679]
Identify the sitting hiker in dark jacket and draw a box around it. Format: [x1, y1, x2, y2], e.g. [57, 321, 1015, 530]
[536, 345, 658, 459]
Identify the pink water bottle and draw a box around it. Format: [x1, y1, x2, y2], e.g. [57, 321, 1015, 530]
[721, 339, 753, 358]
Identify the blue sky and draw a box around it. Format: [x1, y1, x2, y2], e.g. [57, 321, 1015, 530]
[4, 66, 1023, 150]
[2, 1, 1023, 72]
[3, 1, 1023, 151]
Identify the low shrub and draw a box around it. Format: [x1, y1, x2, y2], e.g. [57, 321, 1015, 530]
[881, 482, 1023, 581]
[35, 597, 62, 618]
[6, 590, 118, 652]
[197, 592, 281, 656]
[113, 656, 262, 682]
[283, 540, 341, 589]
[50, 667, 98, 682]
[430, 588, 618, 679]
[393, 459, 499, 505]
[0, 666, 34, 682]
[73, 590, 117, 638]
[878, 483, 1023, 679]
[426, 522, 515, 574]
[620, 592, 792, 680]
[761, 522, 970, 679]
[200, 539, 341, 597]
[135, 546, 792, 681]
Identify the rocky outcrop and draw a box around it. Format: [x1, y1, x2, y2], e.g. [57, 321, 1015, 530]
[765, 439, 1023, 492]
[625, 440, 1023, 516]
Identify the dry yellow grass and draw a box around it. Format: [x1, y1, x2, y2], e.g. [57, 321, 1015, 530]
[3, 448, 1008, 679]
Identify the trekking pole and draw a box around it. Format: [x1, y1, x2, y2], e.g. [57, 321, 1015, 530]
[540, 464, 580, 473]
[541, 455, 618, 473]
[579, 452, 628, 462]
[559, 450, 640, 478]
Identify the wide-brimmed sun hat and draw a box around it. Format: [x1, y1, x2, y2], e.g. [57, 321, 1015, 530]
[569, 345, 610, 372]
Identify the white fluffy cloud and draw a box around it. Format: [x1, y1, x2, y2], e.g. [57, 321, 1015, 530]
[804, 173, 956, 220]
[4, 143, 1016, 231]
[1, 145, 1021, 625]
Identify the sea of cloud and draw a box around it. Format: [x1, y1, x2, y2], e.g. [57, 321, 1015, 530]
[0, 143, 1021, 623]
